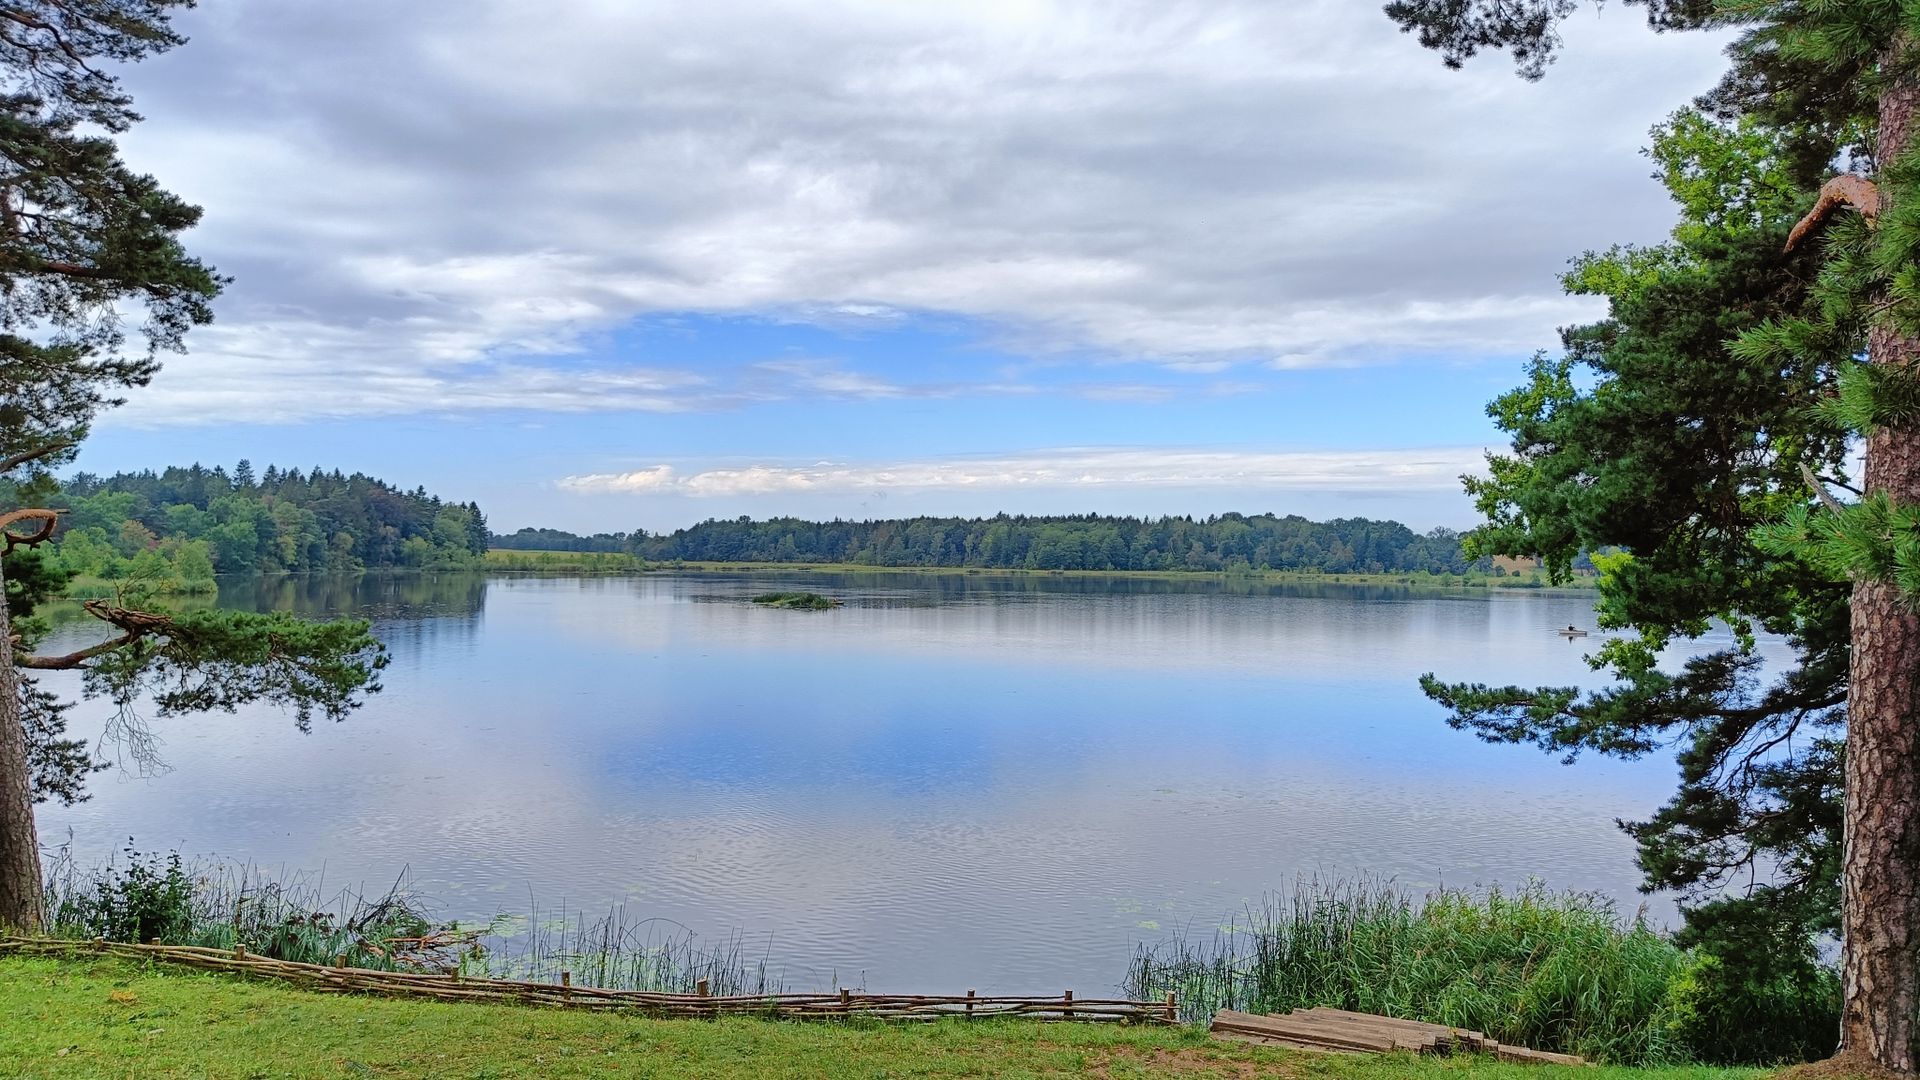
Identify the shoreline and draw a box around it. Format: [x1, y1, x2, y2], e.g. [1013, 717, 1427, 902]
[482, 551, 1596, 590]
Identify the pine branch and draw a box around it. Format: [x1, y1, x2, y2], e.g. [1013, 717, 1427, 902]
[12, 598, 169, 669]
[14, 629, 139, 669]
[0, 440, 74, 473]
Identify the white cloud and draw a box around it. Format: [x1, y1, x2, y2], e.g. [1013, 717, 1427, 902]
[559, 447, 1485, 498]
[96, 0, 1727, 424]
[560, 465, 679, 493]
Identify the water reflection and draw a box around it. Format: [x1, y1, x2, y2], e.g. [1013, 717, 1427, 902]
[217, 571, 490, 621]
[37, 572, 1678, 994]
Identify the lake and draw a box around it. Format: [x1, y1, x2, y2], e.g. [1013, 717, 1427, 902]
[35, 571, 1700, 995]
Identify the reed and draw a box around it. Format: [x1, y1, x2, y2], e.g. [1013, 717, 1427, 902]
[482, 898, 790, 996]
[41, 845, 469, 971]
[1124, 878, 1686, 1064]
[40, 849, 803, 995]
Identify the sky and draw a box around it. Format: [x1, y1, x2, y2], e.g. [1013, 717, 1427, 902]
[73, 0, 1735, 534]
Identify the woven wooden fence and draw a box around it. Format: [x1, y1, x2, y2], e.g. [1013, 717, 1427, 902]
[0, 937, 1176, 1024]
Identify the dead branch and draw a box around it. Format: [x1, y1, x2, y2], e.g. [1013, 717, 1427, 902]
[0, 508, 59, 552]
[1801, 462, 1849, 514]
[1786, 174, 1881, 252]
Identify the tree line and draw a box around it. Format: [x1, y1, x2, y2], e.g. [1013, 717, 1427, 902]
[497, 514, 1489, 575]
[12, 462, 488, 587]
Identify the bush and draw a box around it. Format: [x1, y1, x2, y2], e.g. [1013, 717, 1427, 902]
[50, 842, 195, 945]
[1663, 940, 1840, 1065]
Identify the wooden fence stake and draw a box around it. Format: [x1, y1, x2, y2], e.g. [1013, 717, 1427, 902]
[561, 971, 571, 989]
[966, 989, 975, 1019]
[1164, 991, 1176, 1023]
[233, 944, 247, 961]
[838, 987, 850, 1013]
[1063, 989, 1073, 1018]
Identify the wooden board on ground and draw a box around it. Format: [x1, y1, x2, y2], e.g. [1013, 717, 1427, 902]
[1210, 1010, 1416, 1053]
[1207, 1007, 1586, 1066]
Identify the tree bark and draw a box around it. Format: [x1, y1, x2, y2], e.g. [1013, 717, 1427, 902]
[0, 555, 45, 932]
[1841, 52, 1920, 1074]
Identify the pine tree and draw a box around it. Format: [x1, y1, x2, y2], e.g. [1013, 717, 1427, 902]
[1386, 0, 1920, 1068]
[0, 2, 386, 933]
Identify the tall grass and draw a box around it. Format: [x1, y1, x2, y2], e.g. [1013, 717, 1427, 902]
[41, 844, 461, 971]
[39, 846, 792, 995]
[38, 849, 1829, 1064]
[1125, 878, 1685, 1064]
[482, 898, 794, 995]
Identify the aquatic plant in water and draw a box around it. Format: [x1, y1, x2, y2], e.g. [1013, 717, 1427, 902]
[751, 591, 841, 610]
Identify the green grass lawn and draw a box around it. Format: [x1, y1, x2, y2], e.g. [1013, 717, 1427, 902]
[0, 955, 1761, 1080]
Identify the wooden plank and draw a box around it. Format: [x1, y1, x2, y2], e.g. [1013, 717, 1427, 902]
[1212, 1031, 1361, 1055]
[1290, 1008, 1449, 1052]
[1213, 1022, 1398, 1054]
[1210, 1011, 1404, 1053]
[1212, 1014, 1395, 1053]
[1297, 1007, 1450, 1033]
[1294, 1007, 1489, 1052]
[1490, 1043, 1587, 1067]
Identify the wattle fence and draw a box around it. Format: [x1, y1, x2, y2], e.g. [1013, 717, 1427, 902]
[0, 936, 1177, 1024]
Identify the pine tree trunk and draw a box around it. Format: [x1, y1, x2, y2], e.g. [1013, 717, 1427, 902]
[1841, 55, 1920, 1074]
[0, 556, 45, 932]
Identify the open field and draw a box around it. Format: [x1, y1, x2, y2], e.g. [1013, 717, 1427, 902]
[0, 954, 1755, 1080]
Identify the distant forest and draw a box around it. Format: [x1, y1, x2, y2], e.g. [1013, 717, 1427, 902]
[3, 461, 1520, 579]
[11, 462, 489, 587]
[496, 514, 1487, 574]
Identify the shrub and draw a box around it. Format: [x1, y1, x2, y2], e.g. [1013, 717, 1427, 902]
[1127, 879, 1686, 1063]
[1663, 938, 1840, 1064]
[50, 842, 195, 945]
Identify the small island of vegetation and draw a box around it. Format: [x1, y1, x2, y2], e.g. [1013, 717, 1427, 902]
[751, 591, 842, 610]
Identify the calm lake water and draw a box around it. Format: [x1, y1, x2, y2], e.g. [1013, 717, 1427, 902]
[36, 571, 1711, 994]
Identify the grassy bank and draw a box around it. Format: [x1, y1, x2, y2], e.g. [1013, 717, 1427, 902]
[1126, 880, 1839, 1067]
[482, 549, 1586, 589]
[0, 953, 1756, 1080]
[483, 549, 647, 573]
[40, 853, 1833, 1067]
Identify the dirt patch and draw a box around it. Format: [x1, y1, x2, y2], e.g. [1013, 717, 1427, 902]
[1771, 1050, 1912, 1080]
